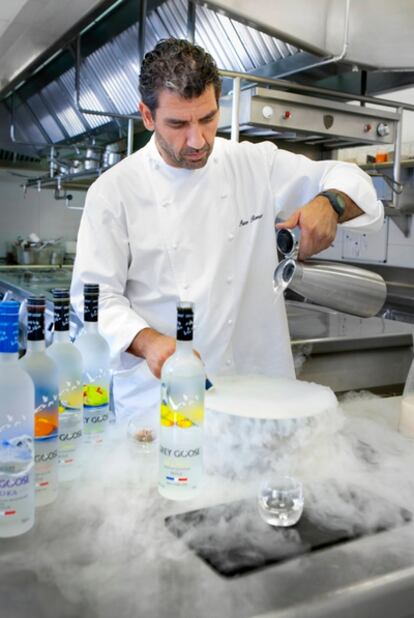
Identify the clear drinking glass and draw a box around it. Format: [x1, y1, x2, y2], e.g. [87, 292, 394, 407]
[127, 406, 158, 454]
[257, 475, 304, 527]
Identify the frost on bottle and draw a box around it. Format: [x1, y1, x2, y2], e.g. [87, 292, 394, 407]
[0, 301, 35, 537]
[47, 290, 83, 480]
[158, 302, 205, 500]
[75, 284, 110, 445]
[20, 297, 59, 506]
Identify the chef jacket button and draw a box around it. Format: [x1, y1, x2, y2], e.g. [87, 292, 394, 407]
[161, 200, 171, 208]
[183, 283, 189, 290]
[228, 233, 234, 241]
[172, 242, 178, 250]
[227, 319, 233, 325]
[226, 275, 233, 284]
[221, 193, 228, 199]
[226, 359, 232, 366]
[154, 163, 159, 170]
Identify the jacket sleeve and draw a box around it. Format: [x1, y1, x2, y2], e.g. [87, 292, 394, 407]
[70, 184, 150, 370]
[265, 144, 384, 233]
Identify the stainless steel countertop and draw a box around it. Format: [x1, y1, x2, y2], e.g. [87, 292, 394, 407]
[1, 397, 414, 618]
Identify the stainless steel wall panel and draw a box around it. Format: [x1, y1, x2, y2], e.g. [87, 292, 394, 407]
[84, 41, 137, 115]
[196, 5, 248, 72]
[25, 94, 65, 143]
[58, 69, 94, 134]
[41, 79, 86, 138]
[13, 103, 49, 146]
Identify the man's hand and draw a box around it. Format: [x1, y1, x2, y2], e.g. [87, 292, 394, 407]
[127, 327, 203, 379]
[276, 191, 363, 260]
[128, 328, 176, 378]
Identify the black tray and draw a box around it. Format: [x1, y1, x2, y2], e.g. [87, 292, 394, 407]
[165, 491, 411, 578]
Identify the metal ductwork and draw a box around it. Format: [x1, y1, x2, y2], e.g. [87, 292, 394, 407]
[205, 0, 414, 71]
[0, 0, 305, 161]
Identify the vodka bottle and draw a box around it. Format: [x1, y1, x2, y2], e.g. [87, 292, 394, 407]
[20, 297, 59, 506]
[0, 301, 35, 537]
[158, 302, 205, 500]
[75, 284, 111, 444]
[47, 289, 83, 481]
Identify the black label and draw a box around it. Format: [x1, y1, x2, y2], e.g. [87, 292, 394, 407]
[27, 310, 44, 341]
[84, 296, 98, 322]
[54, 301, 70, 331]
[177, 309, 193, 341]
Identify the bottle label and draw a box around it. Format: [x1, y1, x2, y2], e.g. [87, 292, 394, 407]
[0, 466, 34, 527]
[59, 411, 83, 468]
[34, 386, 59, 441]
[177, 309, 193, 342]
[159, 384, 204, 492]
[59, 381, 83, 414]
[54, 302, 70, 331]
[84, 297, 98, 323]
[33, 385, 59, 498]
[34, 437, 58, 498]
[27, 311, 44, 342]
[83, 383, 109, 443]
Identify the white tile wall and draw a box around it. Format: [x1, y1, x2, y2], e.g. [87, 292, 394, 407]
[318, 216, 414, 268]
[0, 180, 83, 258]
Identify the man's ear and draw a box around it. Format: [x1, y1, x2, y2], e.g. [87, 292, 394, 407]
[139, 102, 155, 131]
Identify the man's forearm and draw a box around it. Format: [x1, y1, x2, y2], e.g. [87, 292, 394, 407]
[127, 327, 162, 358]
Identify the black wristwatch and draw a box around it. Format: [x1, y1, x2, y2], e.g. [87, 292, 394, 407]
[318, 190, 346, 220]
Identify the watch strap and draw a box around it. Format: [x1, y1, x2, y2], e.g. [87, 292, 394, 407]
[318, 190, 346, 220]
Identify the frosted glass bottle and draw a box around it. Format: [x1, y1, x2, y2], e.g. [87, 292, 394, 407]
[399, 352, 414, 438]
[158, 302, 205, 500]
[20, 297, 59, 506]
[47, 289, 83, 481]
[0, 301, 35, 537]
[75, 284, 111, 445]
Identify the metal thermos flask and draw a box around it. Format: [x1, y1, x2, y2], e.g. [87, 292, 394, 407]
[274, 228, 387, 318]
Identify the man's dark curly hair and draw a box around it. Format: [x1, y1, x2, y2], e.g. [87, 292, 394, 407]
[139, 38, 221, 113]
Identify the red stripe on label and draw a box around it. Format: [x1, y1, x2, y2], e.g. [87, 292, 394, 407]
[5, 510, 16, 516]
[178, 477, 188, 482]
[38, 482, 49, 487]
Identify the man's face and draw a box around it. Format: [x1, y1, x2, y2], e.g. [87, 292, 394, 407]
[139, 84, 219, 170]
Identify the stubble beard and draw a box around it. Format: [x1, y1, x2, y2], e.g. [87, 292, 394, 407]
[155, 131, 213, 170]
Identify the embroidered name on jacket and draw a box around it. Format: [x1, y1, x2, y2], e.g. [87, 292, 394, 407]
[239, 213, 263, 227]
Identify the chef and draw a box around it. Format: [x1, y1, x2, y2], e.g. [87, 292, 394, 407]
[71, 38, 383, 417]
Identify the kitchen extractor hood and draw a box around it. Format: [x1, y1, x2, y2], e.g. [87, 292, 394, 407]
[0, 0, 304, 160]
[205, 0, 414, 72]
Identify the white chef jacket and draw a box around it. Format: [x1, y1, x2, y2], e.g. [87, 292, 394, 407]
[71, 136, 383, 417]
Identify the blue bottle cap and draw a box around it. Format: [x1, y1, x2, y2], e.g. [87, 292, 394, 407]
[0, 301, 20, 353]
[0, 300, 20, 316]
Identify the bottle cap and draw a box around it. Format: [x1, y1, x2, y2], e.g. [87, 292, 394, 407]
[0, 300, 20, 316]
[84, 283, 99, 295]
[52, 288, 70, 300]
[0, 301, 20, 353]
[27, 296, 46, 307]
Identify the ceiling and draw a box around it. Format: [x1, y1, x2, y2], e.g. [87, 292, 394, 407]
[0, 0, 105, 91]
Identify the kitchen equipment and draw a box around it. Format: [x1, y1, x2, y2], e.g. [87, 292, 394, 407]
[275, 228, 387, 318]
[14, 239, 65, 266]
[84, 146, 101, 170]
[102, 144, 123, 168]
